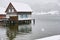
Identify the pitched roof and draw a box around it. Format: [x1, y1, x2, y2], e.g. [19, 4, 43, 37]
[5, 2, 33, 12]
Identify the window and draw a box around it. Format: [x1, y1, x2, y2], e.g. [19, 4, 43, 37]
[12, 9, 14, 12]
[12, 7, 14, 12]
[20, 14, 28, 18]
[8, 7, 14, 13]
[20, 15, 23, 18]
[8, 9, 11, 12]
[23, 14, 28, 18]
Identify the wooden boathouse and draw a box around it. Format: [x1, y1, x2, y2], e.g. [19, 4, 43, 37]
[5, 2, 33, 24]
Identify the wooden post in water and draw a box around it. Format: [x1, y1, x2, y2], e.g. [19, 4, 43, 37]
[33, 19, 35, 24]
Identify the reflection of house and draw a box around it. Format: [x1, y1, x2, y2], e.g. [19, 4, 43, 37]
[7, 24, 18, 40]
[5, 2, 32, 24]
[18, 24, 32, 33]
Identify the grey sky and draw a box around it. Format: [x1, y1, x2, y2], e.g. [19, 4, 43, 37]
[0, 0, 60, 12]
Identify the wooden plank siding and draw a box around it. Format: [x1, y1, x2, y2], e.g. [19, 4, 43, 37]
[9, 16, 18, 21]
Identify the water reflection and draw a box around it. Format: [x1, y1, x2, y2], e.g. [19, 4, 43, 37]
[6, 24, 32, 40]
[6, 24, 18, 40]
[18, 24, 32, 33]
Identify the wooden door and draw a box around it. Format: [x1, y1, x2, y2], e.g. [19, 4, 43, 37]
[10, 16, 18, 21]
[9, 16, 18, 24]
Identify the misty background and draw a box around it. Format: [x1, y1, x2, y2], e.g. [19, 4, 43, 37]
[0, 0, 60, 14]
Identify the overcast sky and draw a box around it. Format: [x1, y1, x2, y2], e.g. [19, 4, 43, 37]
[0, 0, 60, 12]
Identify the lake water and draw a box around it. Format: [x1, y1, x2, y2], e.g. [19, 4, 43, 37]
[0, 15, 60, 40]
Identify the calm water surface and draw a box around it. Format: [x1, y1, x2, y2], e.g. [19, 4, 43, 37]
[0, 15, 60, 40]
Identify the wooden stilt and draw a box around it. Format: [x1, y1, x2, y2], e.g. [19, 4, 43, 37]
[33, 19, 35, 24]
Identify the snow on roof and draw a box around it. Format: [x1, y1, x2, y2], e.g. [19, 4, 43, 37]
[0, 2, 32, 14]
[0, 7, 6, 15]
[5, 2, 32, 12]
